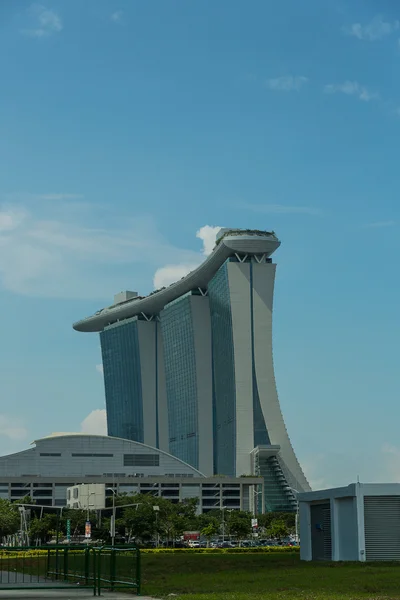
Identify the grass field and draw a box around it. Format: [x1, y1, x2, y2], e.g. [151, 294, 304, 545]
[141, 552, 400, 599]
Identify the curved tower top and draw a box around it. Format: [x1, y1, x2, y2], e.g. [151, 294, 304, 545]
[73, 229, 280, 333]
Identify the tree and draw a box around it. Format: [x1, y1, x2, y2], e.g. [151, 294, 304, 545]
[0, 499, 20, 541]
[268, 519, 289, 541]
[29, 514, 57, 544]
[226, 511, 251, 545]
[201, 518, 220, 547]
[258, 511, 295, 534]
[123, 497, 157, 543]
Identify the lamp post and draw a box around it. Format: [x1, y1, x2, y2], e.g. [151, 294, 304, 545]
[153, 505, 160, 548]
[220, 507, 226, 543]
[106, 488, 117, 547]
[287, 487, 300, 543]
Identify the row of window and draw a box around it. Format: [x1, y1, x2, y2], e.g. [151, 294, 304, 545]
[39, 453, 161, 464]
[123, 454, 159, 467]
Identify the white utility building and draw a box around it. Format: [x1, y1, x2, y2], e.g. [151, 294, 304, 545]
[67, 483, 106, 510]
[299, 483, 400, 561]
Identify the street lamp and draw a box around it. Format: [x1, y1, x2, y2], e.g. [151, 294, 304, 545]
[286, 486, 300, 543]
[106, 488, 117, 547]
[220, 507, 232, 543]
[153, 505, 160, 548]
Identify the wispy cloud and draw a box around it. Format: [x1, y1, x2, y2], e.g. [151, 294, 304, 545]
[111, 10, 123, 23]
[361, 220, 396, 229]
[21, 4, 63, 38]
[36, 193, 83, 201]
[95, 364, 104, 374]
[324, 81, 378, 102]
[241, 203, 322, 216]
[0, 196, 209, 299]
[265, 76, 308, 92]
[153, 225, 222, 288]
[344, 16, 399, 41]
[0, 414, 27, 442]
[81, 409, 107, 436]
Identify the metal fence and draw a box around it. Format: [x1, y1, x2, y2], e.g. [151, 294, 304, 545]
[0, 545, 141, 596]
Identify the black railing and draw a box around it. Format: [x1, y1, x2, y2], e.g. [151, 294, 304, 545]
[0, 544, 140, 596]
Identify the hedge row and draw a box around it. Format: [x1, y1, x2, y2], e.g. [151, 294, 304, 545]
[141, 546, 300, 554]
[0, 546, 299, 559]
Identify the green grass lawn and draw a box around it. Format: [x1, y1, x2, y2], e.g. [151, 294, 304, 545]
[140, 552, 400, 600]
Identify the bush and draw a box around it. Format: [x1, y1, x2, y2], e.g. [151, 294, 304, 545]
[141, 546, 299, 555]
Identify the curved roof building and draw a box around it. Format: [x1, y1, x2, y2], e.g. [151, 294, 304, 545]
[73, 228, 311, 512]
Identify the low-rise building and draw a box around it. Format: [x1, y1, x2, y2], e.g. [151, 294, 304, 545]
[299, 483, 400, 561]
[0, 434, 262, 514]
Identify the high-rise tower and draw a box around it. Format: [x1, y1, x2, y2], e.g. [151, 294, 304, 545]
[74, 229, 311, 509]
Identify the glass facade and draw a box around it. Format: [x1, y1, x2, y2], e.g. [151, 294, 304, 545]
[100, 318, 144, 442]
[256, 454, 297, 512]
[160, 295, 199, 469]
[208, 261, 236, 477]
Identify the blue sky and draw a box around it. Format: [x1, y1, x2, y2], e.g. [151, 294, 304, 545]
[1, 0, 400, 489]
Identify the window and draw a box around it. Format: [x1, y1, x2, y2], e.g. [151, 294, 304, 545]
[123, 454, 159, 467]
[73, 488, 78, 499]
[40, 453, 61, 457]
[72, 453, 113, 457]
[33, 489, 52, 497]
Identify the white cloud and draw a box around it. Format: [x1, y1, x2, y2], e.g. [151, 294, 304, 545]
[380, 444, 400, 481]
[266, 76, 308, 92]
[153, 263, 200, 289]
[22, 4, 63, 38]
[80, 409, 107, 436]
[153, 225, 222, 288]
[196, 225, 222, 256]
[95, 364, 104, 374]
[0, 196, 202, 299]
[301, 453, 332, 491]
[243, 203, 321, 216]
[324, 81, 378, 102]
[36, 194, 83, 201]
[344, 16, 399, 41]
[361, 220, 396, 228]
[0, 414, 27, 441]
[111, 10, 123, 23]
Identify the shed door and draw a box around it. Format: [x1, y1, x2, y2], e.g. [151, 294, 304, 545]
[364, 496, 400, 561]
[310, 503, 331, 560]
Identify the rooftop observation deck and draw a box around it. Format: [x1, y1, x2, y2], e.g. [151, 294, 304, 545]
[73, 229, 280, 333]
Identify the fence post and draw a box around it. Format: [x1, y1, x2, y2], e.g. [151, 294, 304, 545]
[63, 547, 69, 581]
[85, 547, 90, 585]
[110, 548, 116, 591]
[97, 548, 102, 596]
[136, 547, 141, 596]
[92, 549, 97, 597]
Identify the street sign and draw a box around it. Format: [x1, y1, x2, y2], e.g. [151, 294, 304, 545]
[66, 519, 71, 542]
[251, 518, 258, 528]
[85, 521, 91, 539]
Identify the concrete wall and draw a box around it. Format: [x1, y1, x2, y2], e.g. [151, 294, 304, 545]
[227, 262, 254, 476]
[252, 262, 310, 493]
[0, 435, 203, 478]
[191, 296, 213, 476]
[335, 497, 359, 561]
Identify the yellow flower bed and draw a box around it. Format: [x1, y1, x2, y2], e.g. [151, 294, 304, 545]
[141, 546, 300, 554]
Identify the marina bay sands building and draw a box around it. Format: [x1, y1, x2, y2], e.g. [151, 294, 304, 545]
[73, 229, 311, 511]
